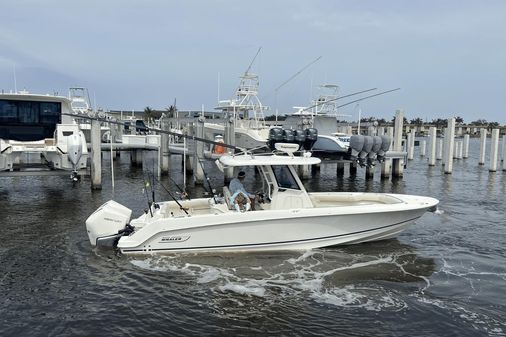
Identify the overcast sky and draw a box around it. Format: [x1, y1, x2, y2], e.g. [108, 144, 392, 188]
[1, 1, 505, 124]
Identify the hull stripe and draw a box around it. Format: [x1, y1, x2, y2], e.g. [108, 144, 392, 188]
[121, 216, 421, 253]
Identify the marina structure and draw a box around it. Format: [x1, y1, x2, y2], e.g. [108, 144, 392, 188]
[0, 91, 88, 180]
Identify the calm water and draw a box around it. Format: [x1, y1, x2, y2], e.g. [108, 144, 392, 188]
[0, 138, 505, 336]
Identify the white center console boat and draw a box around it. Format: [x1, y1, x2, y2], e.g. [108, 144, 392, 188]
[86, 145, 438, 254]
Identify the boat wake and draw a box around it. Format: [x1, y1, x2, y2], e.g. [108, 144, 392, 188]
[129, 245, 434, 312]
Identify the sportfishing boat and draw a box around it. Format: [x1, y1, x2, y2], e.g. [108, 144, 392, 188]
[0, 90, 88, 179]
[86, 144, 438, 254]
[204, 71, 271, 150]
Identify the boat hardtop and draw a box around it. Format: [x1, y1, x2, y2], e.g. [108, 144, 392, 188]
[219, 152, 321, 167]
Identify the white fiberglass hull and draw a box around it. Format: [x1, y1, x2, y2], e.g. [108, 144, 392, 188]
[116, 194, 437, 254]
[204, 123, 268, 150]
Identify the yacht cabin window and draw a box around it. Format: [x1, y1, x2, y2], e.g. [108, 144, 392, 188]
[271, 165, 300, 190]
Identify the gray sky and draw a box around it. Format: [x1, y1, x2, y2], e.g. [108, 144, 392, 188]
[1, 0, 505, 124]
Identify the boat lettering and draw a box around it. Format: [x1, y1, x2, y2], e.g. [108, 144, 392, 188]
[103, 217, 123, 223]
[160, 235, 190, 243]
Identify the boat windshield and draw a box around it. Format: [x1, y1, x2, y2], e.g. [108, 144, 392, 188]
[271, 165, 300, 190]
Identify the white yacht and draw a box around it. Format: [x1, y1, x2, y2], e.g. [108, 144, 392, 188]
[0, 90, 88, 179]
[204, 72, 271, 150]
[86, 144, 438, 254]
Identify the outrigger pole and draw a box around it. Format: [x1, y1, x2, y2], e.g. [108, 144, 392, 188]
[300, 87, 400, 113]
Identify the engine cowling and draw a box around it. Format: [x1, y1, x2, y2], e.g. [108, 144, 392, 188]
[86, 200, 132, 247]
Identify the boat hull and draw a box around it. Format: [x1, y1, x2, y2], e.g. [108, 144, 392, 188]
[204, 123, 268, 150]
[117, 200, 434, 254]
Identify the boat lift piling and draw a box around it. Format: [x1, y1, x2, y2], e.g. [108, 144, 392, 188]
[463, 134, 470, 159]
[391, 109, 404, 178]
[502, 135, 506, 171]
[406, 131, 414, 160]
[428, 127, 437, 166]
[380, 126, 393, 179]
[160, 116, 170, 175]
[443, 118, 455, 174]
[223, 112, 235, 182]
[436, 137, 443, 161]
[479, 128, 487, 165]
[489, 129, 500, 172]
[90, 119, 102, 189]
[420, 140, 426, 157]
[192, 117, 205, 184]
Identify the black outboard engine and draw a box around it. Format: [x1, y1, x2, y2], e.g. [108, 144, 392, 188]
[377, 135, 392, 162]
[283, 129, 295, 143]
[294, 129, 306, 148]
[268, 127, 284, 151]
[304, 128, 318, 151]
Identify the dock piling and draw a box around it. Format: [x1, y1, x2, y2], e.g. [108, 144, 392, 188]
[392, 109, 404, 177]
[463, 134, 470, 159]
[90, 119, 102, 189]
[428, 127, 436, 166]
[443, 118, 455, 174]
[479, 128, 487, 165]
[489, 129, 499, 172]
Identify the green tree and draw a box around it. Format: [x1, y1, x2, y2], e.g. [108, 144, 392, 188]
[144, 106, 154, 124]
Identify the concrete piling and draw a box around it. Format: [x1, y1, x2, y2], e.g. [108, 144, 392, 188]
[489, 129, 499, 172]
[443, 118, 455, 174]
[436, 137, 443, 161]
[479, 128, 487, 165]
[381, 127, 393, 179]
[428, 127, 437, 166]
[193, 117, 205, 184]
[160, 117, 170, 175]
[463, 134, 470, 159]
[502, 135, 506, 171]
[90, 119, 102, 189]
[407, 132, 414, 160]
[501, 135, 506, 162]
[392, 109, 404, 178]
[420, 140, 426, 157]
[224, 112, 235, 182]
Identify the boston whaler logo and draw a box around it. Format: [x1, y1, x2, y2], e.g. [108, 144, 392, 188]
[160, 234, 191, 243]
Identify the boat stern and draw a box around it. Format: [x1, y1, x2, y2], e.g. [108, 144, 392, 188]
[85, 200, 133, 247]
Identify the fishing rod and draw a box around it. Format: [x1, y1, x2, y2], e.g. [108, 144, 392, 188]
[142, 171, 154, 217]
[334, 88, 401, 110]
[150, 172, 189, 215]
[62, 113, 239, 151]
[299, 87, 378, 113]
[167, 173, 190, 200]
[195, 153, 217, 203]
